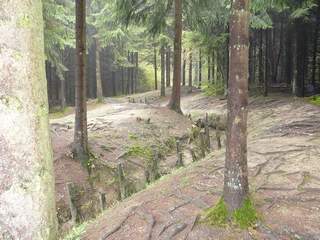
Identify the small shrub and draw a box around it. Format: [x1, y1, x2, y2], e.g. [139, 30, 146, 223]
[203, 83, 225, 96]
[309, 95, 320, 106]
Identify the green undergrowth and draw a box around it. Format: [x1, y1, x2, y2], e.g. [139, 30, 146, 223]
[202, 83, 225, 96]
[62, 222, 88, 240]
[203, 198, 258, 229]
[308, 95, 320, 106]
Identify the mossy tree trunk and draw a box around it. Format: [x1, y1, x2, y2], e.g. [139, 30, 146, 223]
[73, 0, 89, 165]
[168, 0, 183, 114]
[223, 0, 250, 214]
[0, 0, 57, 239]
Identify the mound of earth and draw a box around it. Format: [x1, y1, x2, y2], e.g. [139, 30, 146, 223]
[79, 95, 320, 240]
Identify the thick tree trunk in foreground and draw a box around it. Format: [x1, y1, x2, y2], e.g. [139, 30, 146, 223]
[154, 46, 158, 90]
[161, 46, 166, 97]
[95, 39, 103, 102]
[223, 0, 250, 213]
[0, 0, 57, 239]
[168, 0, 183, 113]
[74, 0, 89, 165]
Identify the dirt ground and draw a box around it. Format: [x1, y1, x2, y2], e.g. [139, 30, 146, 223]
[70, 92, 320, 240]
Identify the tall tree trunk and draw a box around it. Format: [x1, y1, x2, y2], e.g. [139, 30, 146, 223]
[130, 52, 134, 94]
[295, 19, 308, 97]
[312, 6, 320, 87]
[182, 49, 186, 86]
[213, 50, 218, 84]
[223, 0, 250, 213]
[258, 29, 264, 86]
[168, 0, 182, 113]
[161, 46, 166, 97]
[166, 46, 171, 87]
[60, 76, 67, 109]
[127, 51, 130, 95]
[264, 29, 270, 97]
[135, 52, 139, 93]
[274, 18, 284, 83]
[121, 67, 125, 94]
[154, 46, 158, 90]
[188, 51, 193, 92]
[95, 39, 103, 102]
[74, 0, 88, 165]
[198, 49, 202, 88]
[0, 0, 57, 238]
[208, 54, 211, 82]
[112, 71, 116, 96]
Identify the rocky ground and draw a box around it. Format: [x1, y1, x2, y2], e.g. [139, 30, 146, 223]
[51, 89, 320, 239]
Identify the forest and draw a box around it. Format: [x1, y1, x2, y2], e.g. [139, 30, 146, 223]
[0, 0, 320, 239]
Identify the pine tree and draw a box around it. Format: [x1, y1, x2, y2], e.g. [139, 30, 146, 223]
[0, 0, 57, 238]
[223, 0, 250, 213]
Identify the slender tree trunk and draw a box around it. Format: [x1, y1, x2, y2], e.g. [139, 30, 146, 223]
[121, 67, 125, 94]
[0, 0, 57, 238]
[295, 19, 307, 97]
[74, 0, 88, 164]
[264, 29, 269, 97]
[214, 50, 218, 84]
[223, 0, 250, 213]
[166, 46, 171, 87]
[95, 39, 103, 102]
[154, 46, 158, 90]
[161, 46, 166, 97]
[131, 52, 134, 94]
[274, 18, 284, 83]
[208, 54, 211, 82]
[189, 51, 193, 92]
[258, 29, 264, 86]
[212, 51, 215, 84]
[60, 77, 67, 109]
[198, 49, 202, 88]
[312, 7, 320, 87]
[182, 49, 186, 86]
[168, 0, 182, 113]
[134, 52, 138, 93]
[127, 51, 130, 95]
[112, 71, 116, 96]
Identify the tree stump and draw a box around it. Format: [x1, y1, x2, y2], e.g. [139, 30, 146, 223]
[205, 113, 211, 151]
[176, 140, 184, 167]
[199, 131, 206, 158]
[145, 147, 160, 183]
[66, 182, 78, 224]
[117, 162, 127, 200]
[99, 192, 106, 212]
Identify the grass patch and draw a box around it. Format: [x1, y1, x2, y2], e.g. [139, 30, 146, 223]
[49, 106, 73, 119]
[126, 144, 153, 161]
[203, 197, 258, 229]
[308, 95, 320, 106]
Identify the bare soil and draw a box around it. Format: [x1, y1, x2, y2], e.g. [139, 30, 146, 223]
[72, 93, 320, 240]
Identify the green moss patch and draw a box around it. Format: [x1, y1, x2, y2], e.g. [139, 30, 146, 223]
[203, 198, 228, 227]
[203, 198, 258, 229]
[308, 95, 320, 106]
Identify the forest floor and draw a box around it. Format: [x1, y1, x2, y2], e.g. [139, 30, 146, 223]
[51, 88, 320, 240]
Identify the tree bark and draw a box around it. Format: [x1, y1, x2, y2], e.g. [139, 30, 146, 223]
[74, 0, 89, 165]
[0, 0, 57, 238]
[258, 29, 264, 86]
[168, 0, 183, 113]
[60, 77, 67, 109]
[95, 39, 103, 102]
[188, 51, 193, 92]
[182, 49, 186, 86]
[161, 46, 166, 97]
[264, 29, 270, 97]
[166, 46, 171, 87]
[198, 49, 202, 88]
[223, 0, 250, 214]
[312, 5, 320, 87]
[208, 54, 211, 82]
[154, 46, 158, 90]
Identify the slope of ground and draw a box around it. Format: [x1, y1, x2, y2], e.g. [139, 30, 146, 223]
[79, 94, 320, 240]
[51, 88, 202, 232]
